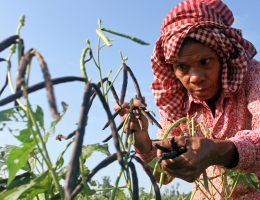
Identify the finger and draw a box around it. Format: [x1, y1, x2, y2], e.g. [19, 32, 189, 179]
[113, 103, 121, 111]
[128, 110, 149, 131]
[160, 156, 188, 173]
[156, 148, 164, 159]
[154, 143, 171, 153]
[158, 138, 173, 150]
[156, 139, 173, 160]
[164, 165, 199, 183]
[129, 121, 143, 131]
[114, 102, 130, 117]
[133, 97, 146, 108]
[113, 102, 129, 111]
[122, 118, 142, 133]
[174, 136, 190, 148]
[162, 167, 193, 182]
[169, 155, 185, 167]
[139, 113, 149, 129]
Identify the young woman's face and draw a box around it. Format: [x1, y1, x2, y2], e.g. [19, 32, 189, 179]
[172, 41, 222, 101]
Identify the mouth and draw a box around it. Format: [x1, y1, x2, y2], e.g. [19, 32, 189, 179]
[192, 88, 210, 97]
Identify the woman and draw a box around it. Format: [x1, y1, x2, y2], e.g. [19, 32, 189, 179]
[116, 0, 260, 199]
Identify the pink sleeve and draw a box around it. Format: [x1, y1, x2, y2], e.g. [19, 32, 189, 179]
[229, 60, 260, 172]
[135, 144, 157, 164]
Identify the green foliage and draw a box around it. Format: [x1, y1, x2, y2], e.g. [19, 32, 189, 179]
[0, 171, 49, 200]
[0, 108, 15, 122]
[6, 142, 36, 185]
[81, 143, 111, 160]
[227, 170, 259, 193]
[148, 158, 164, 173]
[14, 128, 33, 143]
[0, 13, 192, 200]
[47, 101, 68, 136]
[35, 105, 44, 129]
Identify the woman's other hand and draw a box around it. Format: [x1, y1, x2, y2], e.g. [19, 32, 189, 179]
[157, 136, 238, 182]
[114, 97, 152, 153]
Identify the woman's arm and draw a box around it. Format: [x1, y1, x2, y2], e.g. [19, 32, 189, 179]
[227, 59, 260, 172]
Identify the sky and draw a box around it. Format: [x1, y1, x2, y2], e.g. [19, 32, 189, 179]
[1, 0, 260, 196]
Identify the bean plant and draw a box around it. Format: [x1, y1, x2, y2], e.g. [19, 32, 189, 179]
[0, 16, 161, 200]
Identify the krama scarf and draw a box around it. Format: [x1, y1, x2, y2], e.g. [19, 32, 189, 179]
[151, 0, 257, 122]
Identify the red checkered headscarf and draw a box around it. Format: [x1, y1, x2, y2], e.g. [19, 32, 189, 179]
[151, 0, 257, 122]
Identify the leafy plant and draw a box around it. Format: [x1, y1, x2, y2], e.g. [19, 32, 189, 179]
[0, 15, 162, 200]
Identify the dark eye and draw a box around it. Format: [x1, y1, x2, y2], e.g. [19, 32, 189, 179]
[176, 65, 189, 71]
[202, 58, 211, 65]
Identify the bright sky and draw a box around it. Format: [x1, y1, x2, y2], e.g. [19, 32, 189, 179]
[1, 0, 260, 195]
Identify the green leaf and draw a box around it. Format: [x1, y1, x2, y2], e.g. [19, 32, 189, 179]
[29, 147, 41, 157]
[202, 171, 209, 192]
[0, 145, 16, 172]
[81, 143, 111, 160]
[61, 101, 69, 111]
[0, 108, 15, 121]
[47, 101, 68, 135]
[127, 134, 133, 144]
[6, 172, 34, 190]
[19, 172, 50, 199]
[35, 105, 44, 129]
[57, 165, 88, 183]
[245, 173, 259, 190]
[227, 170, 257, 192]
[57, 166, 68, 180]
[85, 183, 96, 196]
[227, 170, 238, 186]
[89, 180, 97, 186]
[14, 128, 33, 143]
[147, 158, 164, 173]
[55, 139, 74, 170]
[6, 142, 36, 185]
[0, 145, 15, 161]
[21, 160, 31, 172]
[115, 188, 126, 199]
[56, 156, 64, 170]
[0, 171, 49, 200]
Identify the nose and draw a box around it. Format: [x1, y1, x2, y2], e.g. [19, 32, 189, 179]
[189, 67, 206, 84]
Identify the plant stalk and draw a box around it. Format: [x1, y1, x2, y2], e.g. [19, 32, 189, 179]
[26, 100, 64, 199]
[79, 154, 89, 199]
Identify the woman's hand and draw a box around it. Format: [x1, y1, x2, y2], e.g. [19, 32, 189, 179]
[114, 98, 148, 132]
[114, 97, 152, 153]
[157, 136, 239, 182]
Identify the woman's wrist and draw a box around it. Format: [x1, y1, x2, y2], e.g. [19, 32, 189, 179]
[212, 139, 239, 168]
[133, 130, 152, 154]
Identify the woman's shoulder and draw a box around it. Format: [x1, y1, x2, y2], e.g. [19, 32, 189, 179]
[246, 59, 260, 79]
[243, 59, 260, 92]
[248, 59, 260, 70]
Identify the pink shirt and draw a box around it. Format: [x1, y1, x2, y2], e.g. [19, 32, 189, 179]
[138, 59, 260, 199]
